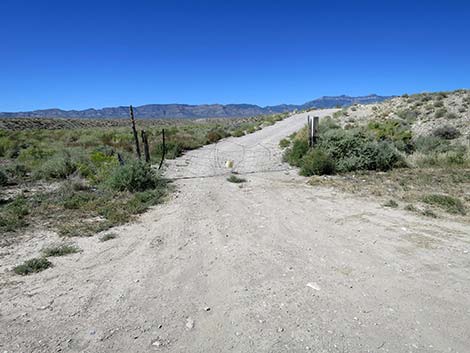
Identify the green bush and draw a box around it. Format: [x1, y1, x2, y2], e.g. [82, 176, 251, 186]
[414, 136, 451, 154]
[106, 160, 161, 192]
[446, 112, 458, 119]
[383, 199, 398, 208]
[0, 196, 30, 232]
[367, 120, 413, 146]
[0, 169, 8, 186]
[318, 129, 403, 172]
[279, 138, 290, 148]
[435, 108, 447, 118]
[227, 175, 246, 183]
[14, 258, 52, 275]
[318, 116, 340, 133]
[5, 163, 29, 180]
[231, 130, 245, 137]
[432, 126, 460, 140]
[61, 190, 95, 210]
[422, 194, 466, 215]
[151, 142, 182, 160]
[34, 152, 78, 180]
[300, 149, 335, 176]
[42, 244, 80, 257]
[396, 110, 418, 122]
[283, 139, 309, 167]
[206, 129, 227, 143]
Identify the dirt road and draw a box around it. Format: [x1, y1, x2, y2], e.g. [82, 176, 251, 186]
[1, 110, 470, 353]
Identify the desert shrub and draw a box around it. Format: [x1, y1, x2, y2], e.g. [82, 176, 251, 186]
[396, 110, 418, 122]
[422, 208, 437, 218]
[100, 233, 117, 241]
[14, 257, 52, 275]
[422, 194, 466, 215]
[151, 141, 182, 160]
[0, 136, 13, 157]
[42, 244, 80, 257]
[227, 175, 246, 183]
[383, 199, 398, 208]
[78, 150, 119, 182]
[421, 94, 432, 102]
[318, 129, 403, 172]
[61, 189, 95, 210]
[283, 139, 309, 167]
[300, 149, 335, 176]
[435, 108, 447, 118]
[411, 150, 469, 168]
[446, 112, 458, 119]
[246, 126, 256, 134]
[5, 163, 29, 180]
[318, 116, 340, 133]
[433, 100, 444, 108]
[0, 169, 8, 186]
[0, 196, 30, 232]
[414, 136, 451, 154]
[34, 152, 78, 180]
[18, 145, 54, 162]
[368, 120, 414, 153]
[279, 138, 290, 148]
[404, 204, 417, 212]
[126, 189, 167, 213]
[432, 126, 460, 140]
[206, 129, 228, 143]
[367, 120, 412, 146]
[106, 160, 161, 192]
[332, 111, 344, 119]
[369, 141, 405, 171]
[231, 130, 244, 137]
[436, 92, 448, 99]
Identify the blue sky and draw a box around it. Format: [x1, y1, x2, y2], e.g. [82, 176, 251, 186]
[1, 0, 469, 111]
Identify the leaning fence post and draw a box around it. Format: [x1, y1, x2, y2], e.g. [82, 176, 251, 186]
[141, 130, 151, 163]
[158, 128, 166, 170]
[117, 153, 125, 166]
[129, 105, 141, 159]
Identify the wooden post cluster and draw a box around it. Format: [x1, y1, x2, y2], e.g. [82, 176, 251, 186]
[141, 130, 150, 163]
[129, 105, 141, 159]
[307, 115, 319, 147]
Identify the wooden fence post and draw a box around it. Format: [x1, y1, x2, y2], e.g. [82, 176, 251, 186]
[117, 152, 125, 166]
[141, 130, 150, 163]
[129, 105, 141, 159]
[307, 115, 319, 147]
[312, 116, 319, 146]
[307, 115, 312, 147]
[158, 128, 166, 170]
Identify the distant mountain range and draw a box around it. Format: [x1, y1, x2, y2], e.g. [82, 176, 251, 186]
[0, 95, 393, 119]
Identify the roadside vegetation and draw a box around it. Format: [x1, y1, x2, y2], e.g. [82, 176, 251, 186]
[227, 174, 247, 183]
[282, 90, 470, 220]
[0, 112, 289, 245]
[13, 257, 52, 275]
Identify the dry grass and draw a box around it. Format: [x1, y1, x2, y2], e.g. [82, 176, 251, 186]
[309, 168, 470, 220]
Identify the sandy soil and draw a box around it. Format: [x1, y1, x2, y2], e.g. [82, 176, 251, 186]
[1, 110, 469, 353]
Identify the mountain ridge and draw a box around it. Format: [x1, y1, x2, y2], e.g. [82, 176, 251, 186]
[0, 95, 393, 119]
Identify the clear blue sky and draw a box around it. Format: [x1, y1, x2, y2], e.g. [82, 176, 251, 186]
[1, 0, 469, 111]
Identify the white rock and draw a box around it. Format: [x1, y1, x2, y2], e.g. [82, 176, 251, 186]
[185, 317, 194, 330]
[306, 282, 321, 291]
